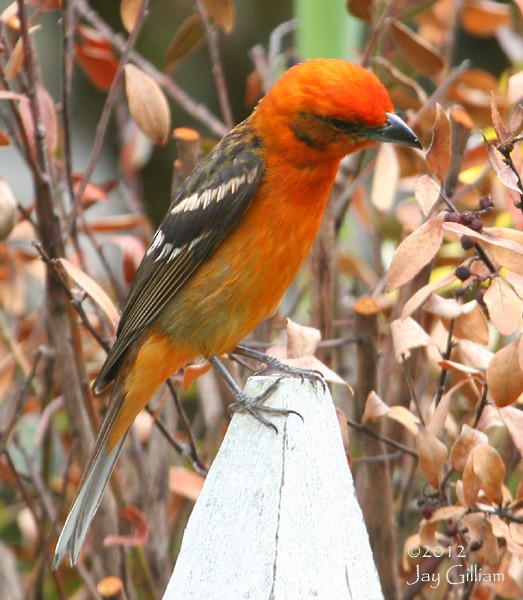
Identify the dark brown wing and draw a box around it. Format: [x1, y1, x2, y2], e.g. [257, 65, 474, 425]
[94, 122, 264, 392]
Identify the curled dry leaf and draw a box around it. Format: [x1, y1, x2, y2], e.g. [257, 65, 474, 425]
[416, 425, 448, 489]
[449, 424, 488, 470]
[58, 258, 120, 330]
[464, 444, 505, 506]
[483, 277, 522, 336]
[414, 175, 441, 216]
[103, 505, 148, 547]
[285, 318, 321, 359]
[370, 144, 399, 211]
[124, 64, 171, 145]
[487, 338, 523, 407]
[169, 466, 205, 501]
[362, 391, 390, 423]
[390, 316, 431, 361]
[387, 405, 419, 437]
[426, 105, 451, 183]
[388, 19, 444, 76]
[386, 212, 446, 291]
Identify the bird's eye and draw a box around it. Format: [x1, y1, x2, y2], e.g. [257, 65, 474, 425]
[329, 118, 354, 131]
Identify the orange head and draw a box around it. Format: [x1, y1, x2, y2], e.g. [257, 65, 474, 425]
[252, 58, 420, 165]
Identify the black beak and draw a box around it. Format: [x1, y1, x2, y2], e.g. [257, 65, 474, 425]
[366, 113, 421, 149]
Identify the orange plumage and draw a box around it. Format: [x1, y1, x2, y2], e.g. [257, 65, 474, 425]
[53, 58, 420, 568]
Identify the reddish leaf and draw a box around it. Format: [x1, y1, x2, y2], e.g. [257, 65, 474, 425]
[124, 64, 171, 145]
[426, 105, 451, 182]
[18, 85, 58, 158]
[105, 235, 146, 285]
[104, 505, 148, 547]
[75, 44, 118, 91]
[490, 95, 508, 142]
[76, 24, 113, 51]
[97, 577, 124, 598]
[285, 318, 321, 359]
[487, 338, 523, 407]
[389, 19, 444, 76]
[386, 212, 446, 291]
[182, 360, 211, 390]
[27, 0, 61, 9]
[1, 3, 20, 29]
[448, 301, 490, 345]
[72, 173, 116, 208]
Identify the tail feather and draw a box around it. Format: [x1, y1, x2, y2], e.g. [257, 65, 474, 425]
[52, 434, 127, 568]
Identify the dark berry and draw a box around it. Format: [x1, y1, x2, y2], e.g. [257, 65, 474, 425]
[469, 540, 483, 552]
[460, 211, 475, 225]
[476, 288, 486, 305]
[445, 212, 460, 223]
[479, 195, 494, 211]
[470, 217, 483, 232]
[421, 504, 434, 520]
[446, 523, 459, 537]
[455, 265, 471, 281]
[460, 235, 475, 250]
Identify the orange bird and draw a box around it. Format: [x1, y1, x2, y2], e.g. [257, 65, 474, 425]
[53, 58, 420, 567]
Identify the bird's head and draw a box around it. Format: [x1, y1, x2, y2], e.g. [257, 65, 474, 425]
[253, 58, 420, 165]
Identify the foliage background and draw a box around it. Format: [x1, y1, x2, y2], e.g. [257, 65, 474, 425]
[1, 0, 523, 599]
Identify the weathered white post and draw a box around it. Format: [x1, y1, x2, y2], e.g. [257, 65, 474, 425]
[163, 376, 384, 600]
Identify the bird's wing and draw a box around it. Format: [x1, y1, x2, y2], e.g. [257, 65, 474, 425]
[94, 124, 265, 391]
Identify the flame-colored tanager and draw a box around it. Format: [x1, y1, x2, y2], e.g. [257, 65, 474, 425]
[53, 58, 420, 567]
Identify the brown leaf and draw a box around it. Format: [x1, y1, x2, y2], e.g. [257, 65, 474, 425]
[425, 105, 451, 182]
[457, 339, 493, 371]
[487, 338, 523, 407]
[124, 64, 171, 145]
[0, 130, 10, 146]
[120, 0, 141, 32]
[389, 19, 444, 76]
[362, 391, 390, 423]
[390, 317, 431, 361]
[470, 444, 505, 505]
[370, 144, 398, 211]
[72, 173, 116, 208]
[285, 318, 321, 359]
[169, 466, 205, 501]
[484, 277, 522, 336]
[347, 0, 372, 21]
[448, 301, 489, 345]
[414, 175, 441, 216]
[387, 405, 419, 437]
[449, 424, 488, 470]
[490, 95, 508, 142]
[461, 0, 511, 37]
[499, 405, 523, 458]
[202, 0, 235, 33]
[164, 13, 206, 70]
[416, 425, 448, 488]
[462, 450, 481, 506]
[386, 212, 446, 291]
[401, 271, 457, 319]
[58, 258, 119, 329]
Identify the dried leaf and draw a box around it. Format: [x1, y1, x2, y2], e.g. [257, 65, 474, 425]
[457, 339, 493, 371]
[386, 212, 446, 291]
[72, 173, 116, 207]
[390, 316, 431, 361]
[164, 13, 206, 70]
[285, 318, 321, 359]
[499, 405, 523, 457]
[416, 425, 448, 488]
[426, 105, 451, 182]
[387, 405, 419, 437]
[169, 466, 205, 501]
[461, 0, 511, 37]
[428, 380, 470, 436]
[202, 0, 235, 33]
[0, 178, 17, 241]
[58, 258, 119, 329]
[124, 64, 171, 145]
[362, 391, 390, 423]
[424, 295, 468, 319]
[1, 3, 20, 29]
[27, 0, 61, 9]
[0, 130, 10, 146]
[401, 271, 457, 319]
[469, 443, 505, 505]
[487, 338, 523, 407]
[370, 144, 398, 211]
[75, 44, 118, 91]
[104, 505, 148, 547]
[449, 424, 488, 470]
[389, 19, 444, 76]
[336, 407, 351, 456]
[414, 175, 441, 216]
[86, 213, 149, 232]
[120, 0, 141, 32]
[484, 277, 522, 336]
[490, 95, 508, 142]
[448, 301, 489, 345]
[506, 271, 523, 300]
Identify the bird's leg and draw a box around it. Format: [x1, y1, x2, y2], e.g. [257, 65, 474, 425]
[208, 356, 299, 432]
[232, 344, 326, 390]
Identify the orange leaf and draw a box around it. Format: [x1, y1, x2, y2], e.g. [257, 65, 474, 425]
[27, 0, 61, 9]
[389, 19, 444, 76]
[124, 64, 171, 145]
[58, 258, 119, 329]
[387, 405, 419, 437]
[202, 0, 235, 33]
[120, 0, 141, 32]
[487, 338, 523, 407]
[461, 0, 511, 37]
[426, 105, 451, 182]
[416, 425, 448, 488]
[75, 44, 118, 91]
[483, 277, 523, 336]
[386, 212, 446, 291]
[169, 466, 205, 501]
[362, 391, 390, 423]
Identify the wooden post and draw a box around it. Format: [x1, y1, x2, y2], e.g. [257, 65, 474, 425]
[163, 376, 384, 599]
